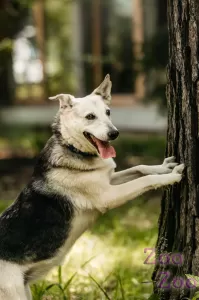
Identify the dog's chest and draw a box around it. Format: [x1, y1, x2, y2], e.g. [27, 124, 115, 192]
[25, 209, 99, 282]
[47, 158, 116, 211]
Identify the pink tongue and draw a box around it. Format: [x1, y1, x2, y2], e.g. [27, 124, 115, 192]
[93, 138, 116, 159]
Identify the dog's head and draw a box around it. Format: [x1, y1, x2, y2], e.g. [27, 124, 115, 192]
[50, 75, 119, 159]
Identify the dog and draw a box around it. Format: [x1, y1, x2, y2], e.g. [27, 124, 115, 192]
[0, 75, 184, 299]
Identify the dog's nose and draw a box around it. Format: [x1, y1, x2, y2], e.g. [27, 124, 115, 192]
[108, 130, 119, 140]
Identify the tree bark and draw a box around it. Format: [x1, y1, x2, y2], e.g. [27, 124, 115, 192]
[152, 0, 199, 299]
[0, 49, 14, 106]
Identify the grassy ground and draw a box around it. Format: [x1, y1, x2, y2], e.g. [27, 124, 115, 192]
[30, 196, 160, 300]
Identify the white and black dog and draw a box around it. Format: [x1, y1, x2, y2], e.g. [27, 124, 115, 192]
[0, 75, 184, 299]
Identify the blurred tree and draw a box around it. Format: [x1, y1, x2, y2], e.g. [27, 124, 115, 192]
[80, 0, 135, 94]
[32, 0, 47, 100]
[0, 0, 75, 103]
[45, 0, 75, 96]
[80, 0, 114, 93]
[108, 14, 135, 93]
[141, 29, 168, 111]
[101, 0, 135, 93]
[0, 0, 29, 105]
[152, 0, 199, 299]
[140, 0, 168, 111]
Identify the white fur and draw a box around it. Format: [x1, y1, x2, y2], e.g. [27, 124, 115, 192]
[59, 94, 117, 154]
[50, 75, 117, 155]
[0, 261, 29, 300]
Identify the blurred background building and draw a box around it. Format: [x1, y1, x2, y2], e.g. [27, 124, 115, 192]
[0, 0, 167, 109]
[0, 0, 168, 197]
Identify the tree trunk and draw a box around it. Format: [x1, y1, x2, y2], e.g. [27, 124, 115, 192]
[0, 50, 15, 106]
[152, 0, 199, 299]
[0, 3, 28, 106]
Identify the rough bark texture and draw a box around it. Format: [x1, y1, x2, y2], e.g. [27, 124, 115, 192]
[152, 0, 199, 299]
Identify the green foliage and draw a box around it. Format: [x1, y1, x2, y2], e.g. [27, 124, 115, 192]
[0, 39, 13, 62]
[142, 27, 168, 70]
[108, 13, 135, 93]
[192, 292, 199, 300]
[0, 2, 29, 42]
[0, 126, 51, 156]
[0, 130, 166, 165]
[0, 201, 12, 212]
[113, 134, 166, 169]
[147, 294, 160, 300]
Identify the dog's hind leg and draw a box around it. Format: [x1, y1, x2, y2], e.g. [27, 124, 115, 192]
[25, 285, 32, 300]
[0, 287, 27, 300]
[0, 260, 28, 300]
[0, 284, 28, 300]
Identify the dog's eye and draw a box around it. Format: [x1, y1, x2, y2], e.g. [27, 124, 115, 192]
[106, 109, 111, 116]
[86, 113, 96, 120]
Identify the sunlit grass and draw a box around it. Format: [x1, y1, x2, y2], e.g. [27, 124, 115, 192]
[30, 196, 160, 300]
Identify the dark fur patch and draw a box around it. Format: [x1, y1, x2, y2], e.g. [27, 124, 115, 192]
[51, 113, 62, 141]
[32, 137, 55, 178]
[0, 184, 74, 263]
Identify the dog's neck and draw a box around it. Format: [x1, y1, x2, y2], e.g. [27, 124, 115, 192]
[52, 117, 98, 158]
[54, 132, 97, 158]
[61, 130, 98, 158]
[66, 143, 97, 158]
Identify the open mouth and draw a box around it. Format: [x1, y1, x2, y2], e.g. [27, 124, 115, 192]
[83, 132, 116, 159]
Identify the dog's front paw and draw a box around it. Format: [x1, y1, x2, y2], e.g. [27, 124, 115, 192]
[151, 156, 179, 175]
[164, 163, 185, 185]
[161, 156, 179, 173]
[151, 163, 185, 189]
[172, 163, 185, 175]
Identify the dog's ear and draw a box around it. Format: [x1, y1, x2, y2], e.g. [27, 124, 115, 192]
[92, 74, 112, 105]
[49, 94, 74, 109]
